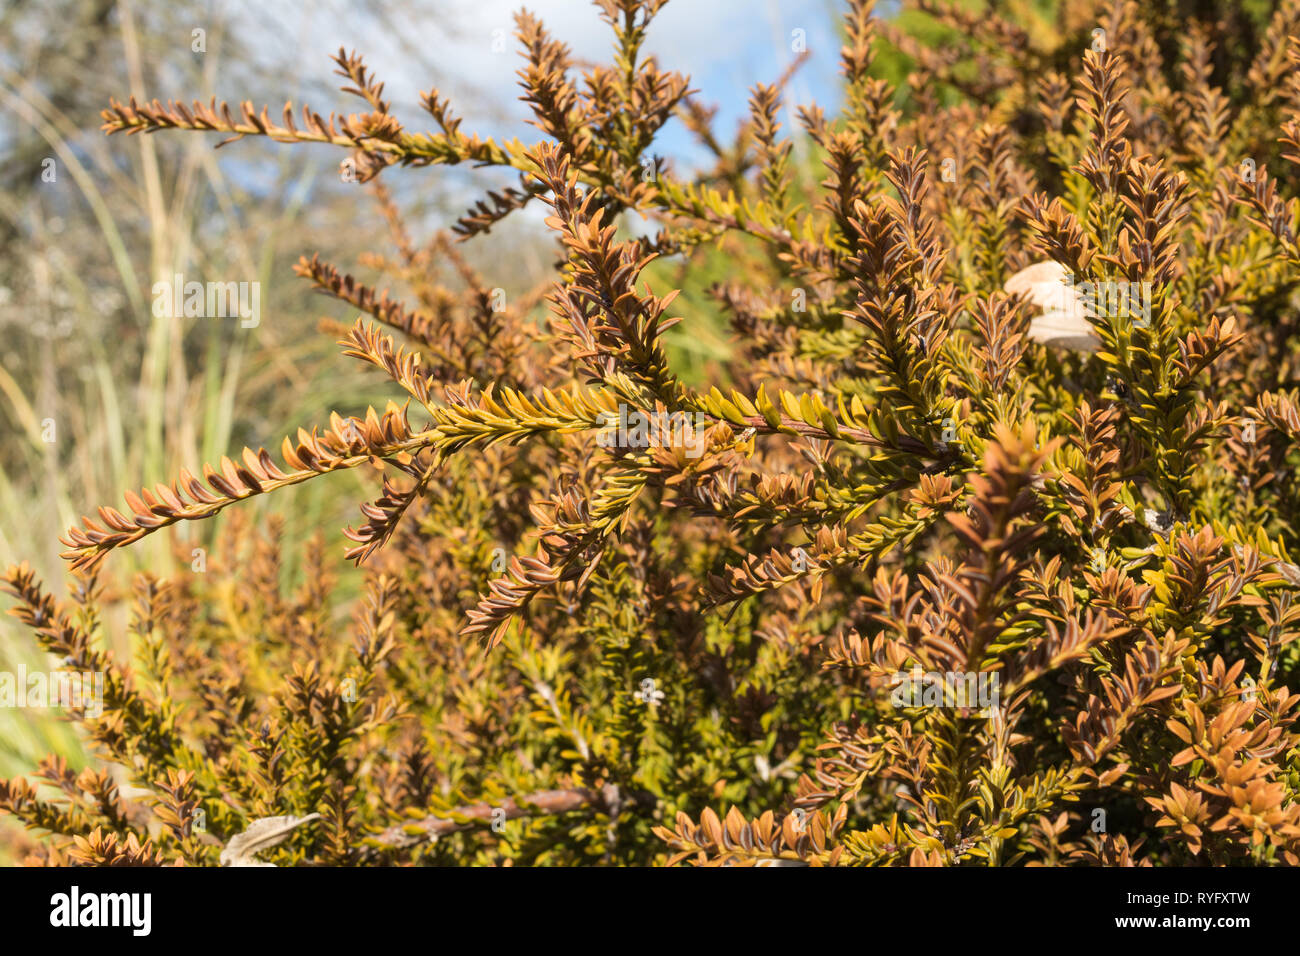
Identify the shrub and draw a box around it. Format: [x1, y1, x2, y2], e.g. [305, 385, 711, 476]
[6, 0, 1300, 866]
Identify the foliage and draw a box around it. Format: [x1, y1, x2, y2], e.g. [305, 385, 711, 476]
[8, 0, 1300, 866]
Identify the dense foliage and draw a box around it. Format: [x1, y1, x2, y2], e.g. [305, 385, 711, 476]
[7, 0, 1300, 866]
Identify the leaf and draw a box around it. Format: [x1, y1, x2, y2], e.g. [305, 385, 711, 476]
[219, 813, 321, 867]
[1004, 261, 1099, 352]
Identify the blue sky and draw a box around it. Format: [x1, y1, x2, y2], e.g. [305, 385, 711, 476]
[248, 0, 854, 176]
